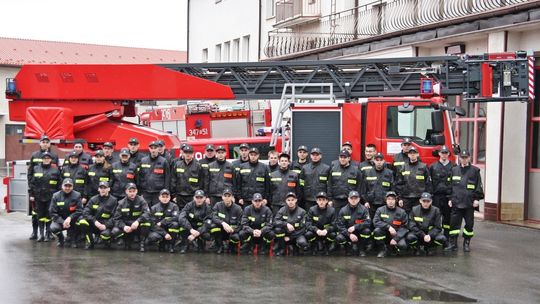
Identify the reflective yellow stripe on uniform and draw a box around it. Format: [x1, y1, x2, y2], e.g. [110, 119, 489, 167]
[319, 176, 327, 181]
[467, 184, 476, 190]
[113, 169, 122, 173]
[413, 217, 423, 222]
[201, 164, 209, 168]
[210, 227, 221, 233]
[275, 233, 285, 238]
[452, 176, 461, 181]
[88, 172, 96, 176]
[101, 213, 110, 219]
[34, 173, 43, 177]
[449, 229, 460, 235]
[393, 162, 404, 166]
[415, 175, 425, 180]
[256, 177, 265, 182]
[141, 164, 151, 168]
[248, 216, 255, 222]
[78, 219, 89, 226]
[381, 214, 389, 219]
[366, 177, 377, 181]
[49, 180, 58, 185]
[373, 235, 386, 240]
[168, 228, 180, 233]
[132, 211, 142, 216]
[299, 179, 305, 186]
[75, 179, 85, 184]
[154, 212, 164, 217]
[463, 229, 474, 237]
[99, 177, 109, 182]
[209, 168, 220, 172]
[240, 169, 251, 174]
[271, 178, 282, 182]
[332, 172, 341, 176]
[56, 202, 65, 206]
[100, 235, 111, 240]
[140, 222, 151, 227]
[382, 181, 390, 187]
[176, 168, 185, 173]
[188, 178, 199, 183]
[347, 179, 357, 185]
[402, 171, 410, 176]
[293, 169, 301, 174]
[121, 208, 130, 212]
[312, 216, 319, 221]
[63, 173, 71, 177]
[218, 213, 226, 219]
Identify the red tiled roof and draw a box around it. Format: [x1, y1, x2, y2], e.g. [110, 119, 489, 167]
[0, 37, 186, 66]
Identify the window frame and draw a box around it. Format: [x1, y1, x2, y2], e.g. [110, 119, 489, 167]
[453, 96, 486, 167]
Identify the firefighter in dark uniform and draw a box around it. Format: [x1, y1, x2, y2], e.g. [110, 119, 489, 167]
[336, 191, 372, 256]
[177, 190, 213, 253]
[273, 192, 309, 256]
[79, 181, 118, 249]
[396, 146, 431, 214]
[328, 149, 362, 213]
[86, 150, 112, 201]
[204, 145, 234, 206]
[199, 144, 217, 169]
[29, 152, 61, 242]
[269, 153, 302, 212]
[232, 143, 250, 173]
[373, 191, 409, 258]
[300, 147, 330, 210]
[61, 151, 88, 205]
[429, 145, 454, 241]
[156, 140, 175, 165]
[27, 135, 59, 240]
[331, 141, 359, 167]
[171, 144, 204, 209]
[103, 142, 118, 165]
[111, 183, 152, 252]
[137, 141, 170, 206]
[127, 137, 147, 166]
[267, 150, 279, 173]
[64, 142, 93, 169]
[406, 192, 447, 255]
[291, 145, 309, 174]
[361, 152, 395, 220]
[209, 189, 243, 254]
[235, 147, 270, 208]
[238, 193, 275, 255]
[305, 191, 336, 255]
[146, 189, 180, 253]
[392, 137, 413, 175]
[111, 148, 137, 200]
[49, 178, 83, 247]
[358, 143, 377, 176]
[445, 149, 484, 252]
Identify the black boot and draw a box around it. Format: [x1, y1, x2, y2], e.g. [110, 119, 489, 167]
[84, 234, 94, 250]
[444, 236, 458, 252]
[274, 239, 285, 256]
[37, 222, 45, 242]
[29, 219, 38, 240]
[376, 244, 387, 258]
[44, 222, 52, 242]
[327, 242, 336, 255]
[259, 242, 269, 255]
[351, 243, 359, 256]
[56, 233, 65, 247]
[463, 238, 471, 252]
[240, 243, 251, 255]
[179, 242, 188, 254]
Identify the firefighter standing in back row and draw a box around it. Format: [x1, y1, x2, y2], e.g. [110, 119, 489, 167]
[137, 141, 170, 206]
[62, 151, 88, 204]
[392, 137, 413, 175]
[29, 152, 61, 242]
[86, 150, 112, 201]
[396, 146, 431, 214]
[328, 149, 362, 213]
[65, 142, 93, 169]
[235, 147, 270, 208]
[445, 149, 484, 252]
[268, 153, 302, 212]
[27, 135, 59, 240]
[204, 145, 234, 206]
[429, 145, 454, 240]
[127, 137, 147, 166]
[110, 148, 137, 200]
[291, 145, 309, 174]
[171, 144, 204, 209]
[199, 144, 217, 169]
[300, 147, 331, 210]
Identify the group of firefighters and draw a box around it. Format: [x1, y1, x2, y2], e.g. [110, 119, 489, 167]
[26, 134, 483, 257]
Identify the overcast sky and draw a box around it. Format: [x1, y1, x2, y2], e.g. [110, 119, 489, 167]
[0, 0, 187, 50]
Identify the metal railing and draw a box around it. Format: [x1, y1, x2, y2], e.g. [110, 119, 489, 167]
[275, 0, 321, 26]
[265, 0, 530, 58]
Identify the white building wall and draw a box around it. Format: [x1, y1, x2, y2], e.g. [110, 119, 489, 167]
[188, 0, 260, 63]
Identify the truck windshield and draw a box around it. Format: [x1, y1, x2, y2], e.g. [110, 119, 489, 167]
[387, 106, 433, 141]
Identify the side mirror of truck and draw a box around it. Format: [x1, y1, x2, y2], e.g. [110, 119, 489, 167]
[398, 102, 415, 113]
[430, 133, 445, 145]
[431, 110, 444, 133]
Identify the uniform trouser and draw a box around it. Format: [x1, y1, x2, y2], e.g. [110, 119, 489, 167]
[305, 230, 337, 246]
[50, 221, 79, 241]
[29, 201, 38, 234]
[274, 227, 309, 249]
[372, 227, 408, 251]
[36, 200, 51, 237]
[209, 224, 241, 246]
[332, 198, 348, 216]
[432, 195, 451, 235]
[402, 197, 420, 214]
[177, 223, 211, 243]
[77, 220, 114, 244]
[238, 229, 275, 247]
[335, 228, 371, 249]
[449, 207, 475, 239]
[147, 223, 181, 245]
[111, 223, 151, 243]
[175, 195, 193, 210]
[142, 192, 160, 206]
[406, 231, 447, 248]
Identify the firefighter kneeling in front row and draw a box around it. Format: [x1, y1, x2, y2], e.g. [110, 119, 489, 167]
[49, 178, 83, 248]
[406, 192, 447, 256]
[373, 191, 409, 258]
[238, 193, 275, 255]
[111, 183, 152, 252]
[305, 191, 336, 256]
[335, 191, 371, 256]
[273, 192, 309, 256]
[177, 190, 212, 254]
[209, 188, 243, 254]
[146, 189, 180, 253]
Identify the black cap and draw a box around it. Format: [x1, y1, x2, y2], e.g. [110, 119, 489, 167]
[420, 192, 432, 201]
[385, 191, 397, 198]
[68, 151, 78, 158]
[402, 137, 412, 144]
[339, 149, 351, 157]
[216, 145, 226, 152]
[94, 150, 105, 157]
[342, 141, 353, 147]
[460, 149, 471, 157]
[408, 146, 418, 153]
[98, 181, 110, 188]
[40, 135, 50, 142]
[222, 188, 233, 195]
[278, 152, 290, 160]
[157, 140, 165, 147]
[182, 145, 194, 153]
[252, 193, 263, 201]
[374, 152, 384, 159]
[439, 146, 450, 153]
[128, 137, 139, 144]
[297, 145, 308, 152]
[285, 192, 297, 198]
[249, 147, 259, 154]
[42, 152, 52, 159]
[62, 178, 74, 186]
[120, 148, 130, 156]
[194, 190, 206, 197]
[103, 142, 114, 148]
[316, 191, 328, 199]
[239, 143, 249, 149]
[159, 189, 171, 196]
[348, 191, 360, 198]
[125, 183, 137, 190]
[205, 144, 215, 151]
[310, 147, 322, 154]
[148, 141, 159, 148]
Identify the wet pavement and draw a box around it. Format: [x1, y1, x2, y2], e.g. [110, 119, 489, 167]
[1, 212, 539, 304]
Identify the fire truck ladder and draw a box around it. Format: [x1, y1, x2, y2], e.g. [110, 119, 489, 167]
[163, 52, 533, 102]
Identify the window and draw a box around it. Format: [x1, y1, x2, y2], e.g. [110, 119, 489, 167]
[266, 0, 276, 18]
[232, 39, 240, 62]
[386, 106, 433, 142]
[531, 68, 540, 169]
[453, 96, 487, 165]
[215, 44, 222, 62]
[242, 35, 250, 61]
[202, 48, 208, 63]
[223, 41, 231, 62]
